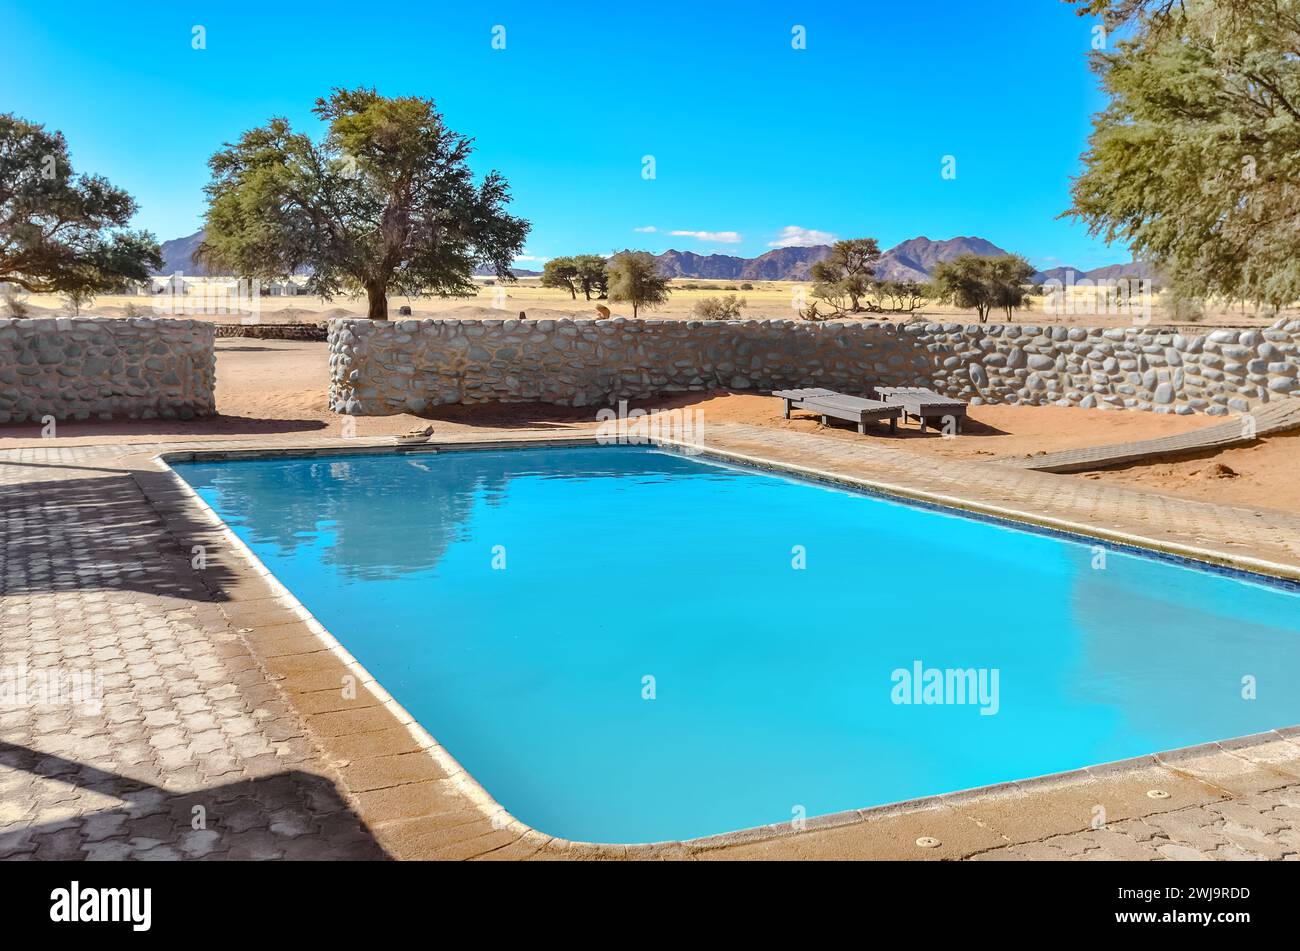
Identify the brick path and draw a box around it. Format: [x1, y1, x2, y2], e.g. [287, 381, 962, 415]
[2, 429, 1299, 860]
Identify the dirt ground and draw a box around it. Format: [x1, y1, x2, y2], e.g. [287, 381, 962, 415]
[3, 338, 1298, 514]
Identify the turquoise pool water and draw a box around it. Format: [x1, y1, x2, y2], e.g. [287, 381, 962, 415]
[175, 446, 1300, 844]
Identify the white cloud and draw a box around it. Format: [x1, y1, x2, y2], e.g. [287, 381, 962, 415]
[670, 230, 743, 244]
[633, 225, 657, 233]
[513, 254, 549, 263]
[768, 225, 836, 248]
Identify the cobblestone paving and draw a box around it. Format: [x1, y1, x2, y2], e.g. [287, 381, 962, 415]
[3, 431, 1300, 861]
[970, 789, 1300, 861]
[0, 445, 385, 860]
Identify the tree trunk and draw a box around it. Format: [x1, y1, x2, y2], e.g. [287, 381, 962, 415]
[569, 285, 576, 300]
[366, 284, 388, 320]
[633, 300, 639, 318]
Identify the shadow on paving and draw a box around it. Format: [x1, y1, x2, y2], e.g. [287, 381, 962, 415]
[0, 415, 330, 441]
[0, 743, 388, 861]
[0, 467, 240, 602]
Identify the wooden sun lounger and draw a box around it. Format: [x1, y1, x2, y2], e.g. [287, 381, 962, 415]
[872, 386, 968, 433]
[773, 387, 901, 435]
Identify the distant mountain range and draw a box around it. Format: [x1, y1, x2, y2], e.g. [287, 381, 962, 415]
[638, 237, 1159, 285]
[642, 245, 831, 281]
[155, 229, 1155, 285]
[157, 231, 208, 275]
[875, 236, 1011, 282]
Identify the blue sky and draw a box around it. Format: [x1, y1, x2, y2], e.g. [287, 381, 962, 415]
[1, 1, 1124, 269]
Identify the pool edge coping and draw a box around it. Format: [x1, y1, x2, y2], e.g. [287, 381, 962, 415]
[152, 434, 1300, 855]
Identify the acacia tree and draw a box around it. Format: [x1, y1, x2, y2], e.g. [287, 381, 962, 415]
[0, 114, 160, 299]
[572, 254, 609, 299]
[809, 238, 880, 312]
[1066, 0, 1300, 307]
[607, 251, 670, 317]
[930, 254, 1034, 322]
[199, 87, 529, 320]
[541, 256, 580, 298]
[988, 256, 1036, 320]
[869, 280, 926, 314]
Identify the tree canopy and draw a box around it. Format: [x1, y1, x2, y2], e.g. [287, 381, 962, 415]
[0, 114, 160, 300]
[809, 238, 880, 313]
[572, 254, 609, 300]
[607, 251, 670, 317]
[929, 254, 1035, 322]
[869, 280, 926, 314]
[1066, 0, 1300, 307]
[540, 256, 580, 298]
[541, 254, 609, 302]
[199, 87, 529, 319]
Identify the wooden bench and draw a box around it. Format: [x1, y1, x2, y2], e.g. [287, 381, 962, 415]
[872, 386, 968, 433]
[773, 388, 902, 435]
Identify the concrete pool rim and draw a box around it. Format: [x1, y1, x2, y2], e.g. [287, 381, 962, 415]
[154, 434, 1300, 852]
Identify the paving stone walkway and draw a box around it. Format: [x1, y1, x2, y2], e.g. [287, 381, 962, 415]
[2, 429, 1299, 861]
[971, 787, 1300, 861]
[0, 445, 386, 860]
[989, 397, 1300, 473]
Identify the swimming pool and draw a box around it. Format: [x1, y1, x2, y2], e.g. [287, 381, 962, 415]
[174, 445, 1300, 844]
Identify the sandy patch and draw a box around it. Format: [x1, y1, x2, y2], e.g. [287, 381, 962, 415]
[1080, 433, 1300, 514]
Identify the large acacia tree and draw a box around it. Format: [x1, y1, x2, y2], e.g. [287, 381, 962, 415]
[540, 256, 580, 298]
[572, 254, 609, 300]
[0, 114, 160, 298]
[809, 238, 881, 313]
[200, 88, 530, 319]
[1067, 0, 1300, 307]
[930, 254, 1035, 322]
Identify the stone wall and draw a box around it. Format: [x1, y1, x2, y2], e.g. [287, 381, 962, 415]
[214, 322, 328, 341]
[327, 316, 1300, 416]
[0, 317, 216, 423]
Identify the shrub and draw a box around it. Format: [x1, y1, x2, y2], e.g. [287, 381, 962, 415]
[692, 294, 746, 320]
[740, 282, 754, 290]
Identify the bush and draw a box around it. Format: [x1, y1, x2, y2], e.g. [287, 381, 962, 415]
[740, 282, 754, 290]
[692, 294, 746, 320]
